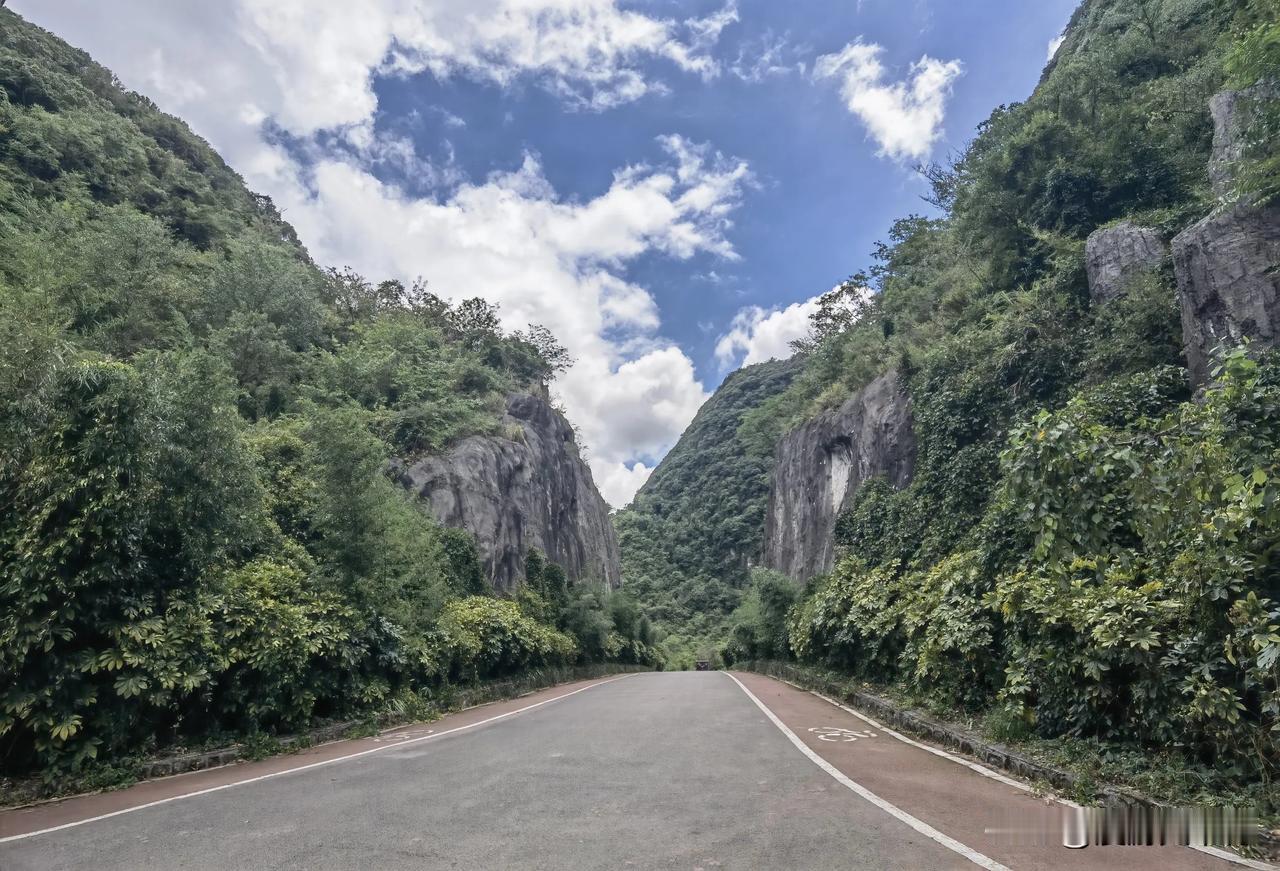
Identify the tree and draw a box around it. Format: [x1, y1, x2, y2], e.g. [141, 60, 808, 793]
[448, 297, 502, 350]
[790, 278, 872, 354]
[512, 324, 573, 378]
[0, 354, 263, 770]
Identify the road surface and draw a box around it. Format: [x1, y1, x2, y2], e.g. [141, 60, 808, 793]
[0, 672, 1259, 870]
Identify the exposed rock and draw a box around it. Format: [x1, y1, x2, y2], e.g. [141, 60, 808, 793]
[1085, 221, 1168, 304]
[394, 393, 621, 592]
[1173, 88, 1280, 384]
[1209, 85, 1275, 200]
[1174, 202, 1280, 384]
[763, 371, 916, 582]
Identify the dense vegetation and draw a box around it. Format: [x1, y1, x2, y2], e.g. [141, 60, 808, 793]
[639, 0, 1280, 790]
[0, 9, 653, 780]
[616, 359, 800, 667]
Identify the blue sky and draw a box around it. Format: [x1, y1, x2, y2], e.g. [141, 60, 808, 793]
[16, 0, 1077, 506]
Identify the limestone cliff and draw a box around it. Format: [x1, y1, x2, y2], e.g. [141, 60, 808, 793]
[1174, 87, 1280, 384]
[1085, 221, 1168, 305]
[763, 370, 916, 582]
[1175, 202, 1280, 383]
[394, 393, 621, 592]
[1208, 85, 1276, 201]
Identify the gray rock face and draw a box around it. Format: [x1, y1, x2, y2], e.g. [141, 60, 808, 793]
[394, 393, 621, 591]
[763, 371, 916, 582]
[1209, 85, 1275, 200]
[1173, 87, 1280, 384]
[1174, 202, 1280, 384]
[1085, 222, 1168, 304]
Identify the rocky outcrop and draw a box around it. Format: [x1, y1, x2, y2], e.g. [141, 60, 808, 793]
[1085, 222, 1168, 304]
[394, 393, 621, 591]
[1174, 203, 1280, 383]
[1173, 87, 1280, 384]
[1209, 85, 1275, 200]
[763, 371, 916, 582]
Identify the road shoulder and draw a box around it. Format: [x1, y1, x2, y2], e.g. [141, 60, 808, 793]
[729, 671, 1250, 871]
[0, 673, 631, 843]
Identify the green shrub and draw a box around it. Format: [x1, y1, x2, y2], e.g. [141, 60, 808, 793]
[723, 569, 799, 663]
[208, 559, 364, 732]
[0, 355, 261, 771]
[430, 597, 577, 682]
[792, 352, 1280, 776]
[0, 8, 616, 780]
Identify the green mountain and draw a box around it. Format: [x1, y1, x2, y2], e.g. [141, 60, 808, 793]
[0, 8, 649, 782]
[616, 358, 800, 665]
[622, 0, 1280, 790]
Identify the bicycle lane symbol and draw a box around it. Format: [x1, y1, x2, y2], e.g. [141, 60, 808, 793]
[808, 726, 877, 742]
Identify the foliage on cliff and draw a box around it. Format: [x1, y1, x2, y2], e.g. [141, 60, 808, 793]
[716, 0, 1280, 785]
[789, 353, 1280, 775]
[0, 9, 637, 778]
[1225, 0, 1280, 204]
[615, 359, 800, 667]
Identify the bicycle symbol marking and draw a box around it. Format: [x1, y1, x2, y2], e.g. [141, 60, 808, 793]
[808, 727, 877, 742]
[373, 728, 435, 743]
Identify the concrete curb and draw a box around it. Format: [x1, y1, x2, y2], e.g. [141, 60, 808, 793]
[137, 719, 362, 780]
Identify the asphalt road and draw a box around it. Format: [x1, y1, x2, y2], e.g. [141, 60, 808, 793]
[0, 672, 1252, 870]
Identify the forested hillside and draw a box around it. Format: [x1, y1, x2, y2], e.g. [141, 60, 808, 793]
[616, 358, 800, 666]
[0, 9, 652, 781]
[628, 0, 1280, 793]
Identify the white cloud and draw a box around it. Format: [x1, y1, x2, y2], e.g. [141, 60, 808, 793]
[1047, 34, 1066, 61]
[232, 0, 739, 129]
[716, 283, 872, 370]
[731, 32, 806, 83]
[13, 0, 747, 508]
[13, 0, 738, 157]
[814, 40, 963, 161]
[437, 109, 467, 130]
[270, 143, 738, 506]
[594, 462, 654, 510]
[665, 0, 740, 80]
[715, 296, 821, 368]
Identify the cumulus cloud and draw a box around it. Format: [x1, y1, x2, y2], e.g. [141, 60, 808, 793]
[13, 0, 740, 172]
[14, 0, 747, 508]
[594, 462, 655, 510]
[716, 283, 873, 370]
[277, 145, 733, 506]
[715, 297, 821, 368]
[233, 0, 741, 128]
[814, 40, 963, 161]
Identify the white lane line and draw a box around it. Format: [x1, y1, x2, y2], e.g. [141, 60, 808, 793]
[780, 678, 1273, 870]
[726, 673, 1011, 871]
[0, 674, 635, 845]
[783, 679, 1038, 796]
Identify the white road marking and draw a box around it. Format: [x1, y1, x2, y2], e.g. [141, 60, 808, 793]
[786, 679, 1039, 795]
[808, 726, 876, 742]
[0, 674, 635, 844]
[775, 676, 1273, 870]
[372, 728, 435, 743]
[726, 673, 1011, 871]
